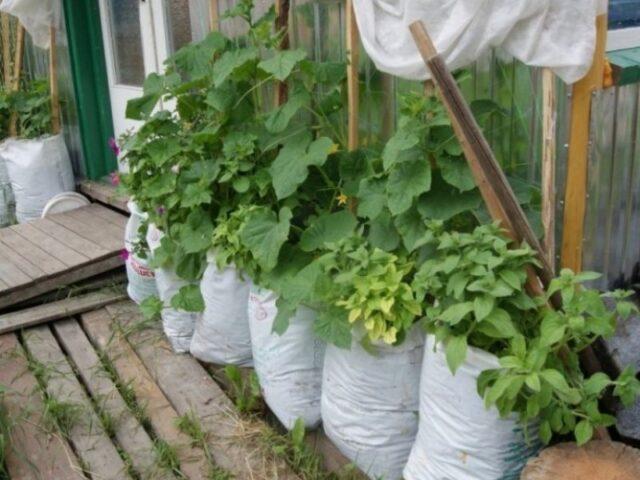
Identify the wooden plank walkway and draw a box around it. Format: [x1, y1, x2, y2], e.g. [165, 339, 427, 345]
[0, 301, 306, 480]
[0, 204, 126, 309]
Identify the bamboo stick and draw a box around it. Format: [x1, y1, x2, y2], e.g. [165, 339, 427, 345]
[49, 26, 61, 135]
[346, 0, 359, 151]
[541, 68, 557, 271]
[8, 23, 24, 136]
[1, 12, 11, 86]
[209, 0, 219, 32]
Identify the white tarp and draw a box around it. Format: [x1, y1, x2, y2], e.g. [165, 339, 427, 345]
[352, 0, 607, 84]
[0, 0, 58, 49]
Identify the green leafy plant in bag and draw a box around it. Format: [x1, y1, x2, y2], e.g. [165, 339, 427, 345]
[412, 221, 640, 446]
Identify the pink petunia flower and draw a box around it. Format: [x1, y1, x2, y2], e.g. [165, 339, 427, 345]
[120, 249, 130, 261]
[110, 171, 121, 186]
[108, 137, 121, 157]
[156, 205, 166, 215]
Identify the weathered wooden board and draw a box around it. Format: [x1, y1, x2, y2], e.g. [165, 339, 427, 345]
[22, 325, 130, 480]
[81, 308, 209, 480]
[0, 255, 124, 309]
[53, 319, 175, 480]
[11, 222, 90, 267]
[0, 333, 85, 479]
[0, 289, 126, 334]
[105, 301, 300, 480]
[79, 180, 129, 213]
[0, 204, 126, 309]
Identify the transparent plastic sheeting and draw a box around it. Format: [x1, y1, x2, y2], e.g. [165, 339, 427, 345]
[352, 0, 606, 84]
[0, 0, 59, 49]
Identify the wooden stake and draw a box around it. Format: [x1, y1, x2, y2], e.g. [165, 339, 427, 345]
[346, 0, 359, 151]
[541, 68, 557, 271]
[209, 0, 219, 32]
[8, 23, 24, 136]
[49, 26, 61, 135]
[1, 12, 11, 86]
[561, 14, 608, 272]
[275, 0, 290, 106]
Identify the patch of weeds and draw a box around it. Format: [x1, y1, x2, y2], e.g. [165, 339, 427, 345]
[176, 411, 234, 480]
[224, 366, 262, 414]
[116, 446, 140, 480]
[97, 407, 117, 438]
[0, 387, 11, 480]
[41, 396, 83, 439]
[154, 438, 183, 477]
[261, 419, 362, 480]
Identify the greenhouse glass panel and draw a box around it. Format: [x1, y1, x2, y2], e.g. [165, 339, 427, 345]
[610, 0, 640, 29]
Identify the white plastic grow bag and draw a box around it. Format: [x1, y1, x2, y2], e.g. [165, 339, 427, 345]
[0, 157, 14, 227]
[352, 0, 605, 84]
[0, 135, 74, 223]
[403, 335, 540, 480]
[125, 201, 158, 304]
[247, 286, 325, 429]
[190, 260, 253, 366]
[146, 223, 197, 353]
[322, 326, 424, 480]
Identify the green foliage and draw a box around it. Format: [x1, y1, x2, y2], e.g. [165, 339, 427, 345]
[413, 223, 640, 446]
[0, 78, 52, 139]
[223, 365, 262, 414]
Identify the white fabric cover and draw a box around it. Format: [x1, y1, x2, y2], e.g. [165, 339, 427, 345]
[321, 327, 424, 480]
[0, 156, 14, 227]
[124, 202, 157, 305]
[146, 223, 197, 353]
[190, 261, 253, 366]
[247, 286, 325, 429]
[352, 0, 604, 84]
[0, 135, 74, 223]
[0, 0, 58, 49]
[403, 335, 540, 480]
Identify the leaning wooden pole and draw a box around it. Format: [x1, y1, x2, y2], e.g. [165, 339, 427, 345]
[541, 68, 557, 271]
[409, 20, 609, 440]
[49, 26, 61, 135]
[409, 21, 554, 289]
[346, 0, 359, 151]
[560, 14, 608, 272]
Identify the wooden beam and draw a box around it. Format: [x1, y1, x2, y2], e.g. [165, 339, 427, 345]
[49, 26, 61, 135]
[561, 14, 608, 272]
[541, 68, 557, 271]
[0, 289, 126, 334]
[346, 0, 359, 151]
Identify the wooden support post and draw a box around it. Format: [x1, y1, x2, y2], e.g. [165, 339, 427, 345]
[209, 0, 219, 32]
[8, 23, 24, 136]
[561, 14, 608, 272]
[346, 0, 359, 151]
[275, 0, 290, 106]
[1, 13, 11, 86]
[49, 26, 61, 135]
[541, 68, 557, 271]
